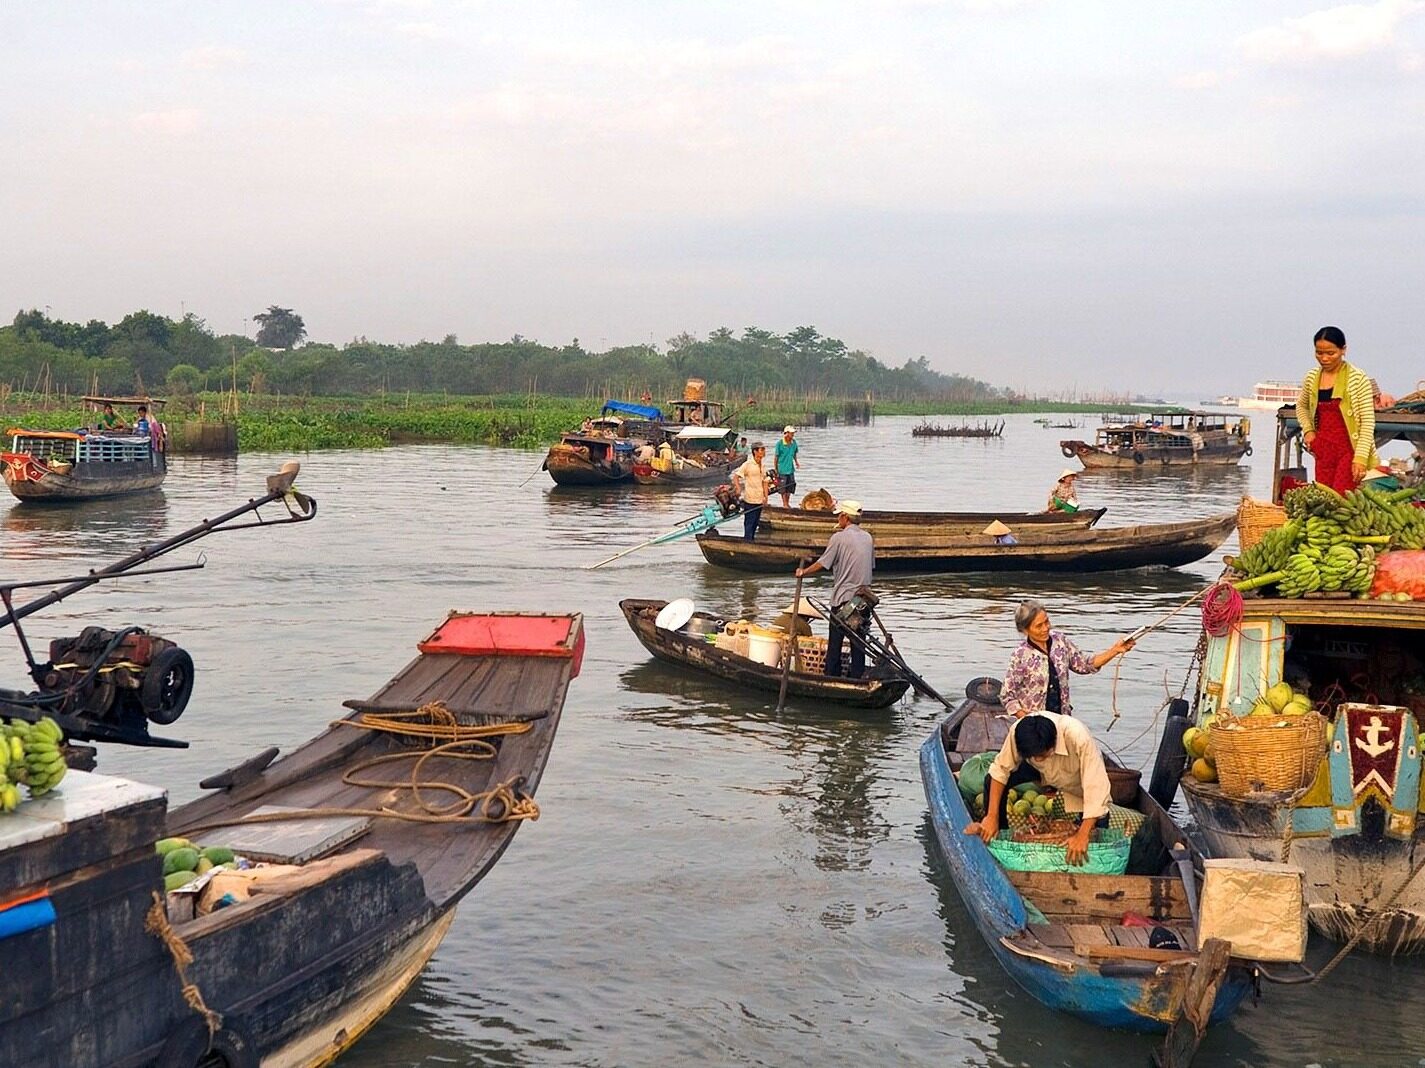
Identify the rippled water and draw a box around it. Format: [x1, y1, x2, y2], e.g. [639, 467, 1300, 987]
[3, 414, 1424, 1068]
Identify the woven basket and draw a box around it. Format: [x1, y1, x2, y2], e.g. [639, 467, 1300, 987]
[1210, 712, 1327, 797]
[794, 636, 827, 674]
[1237, 496, 1288, 552]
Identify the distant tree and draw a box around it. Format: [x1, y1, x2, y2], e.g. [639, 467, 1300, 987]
[166, 363, 204, 394]
[235, 350, 272, 392]
[253, 306, 306, 350]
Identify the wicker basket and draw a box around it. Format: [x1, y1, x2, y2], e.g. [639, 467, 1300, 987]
[1237, 496, 1288, 552]
[1106, 766, 1142, 806]
[793, 636, 827, 674]
[1210, 712, 1327, 797]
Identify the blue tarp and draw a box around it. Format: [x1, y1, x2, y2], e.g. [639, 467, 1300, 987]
[602, 400, 662, 420]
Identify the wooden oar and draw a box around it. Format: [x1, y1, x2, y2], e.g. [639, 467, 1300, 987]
[776, 558, 810, 712]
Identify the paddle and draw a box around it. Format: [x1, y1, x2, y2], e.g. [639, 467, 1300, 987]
[776, 557, 810, 712]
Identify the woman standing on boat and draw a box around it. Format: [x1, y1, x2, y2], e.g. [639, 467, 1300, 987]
[1001, 600, 1133, 719]
[1296, 326, 1377, 493]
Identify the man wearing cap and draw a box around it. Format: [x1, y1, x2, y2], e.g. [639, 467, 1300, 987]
[795, 501, 875, 679]
[1046, 469, 1080, 513]
[733, 442, 771, 540]
[774, 426, 800, 508]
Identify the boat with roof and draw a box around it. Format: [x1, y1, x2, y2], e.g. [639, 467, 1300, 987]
[2, 396, 168, 503]
[1059, 410, 1250, 469]
[542, 399, 664, 485]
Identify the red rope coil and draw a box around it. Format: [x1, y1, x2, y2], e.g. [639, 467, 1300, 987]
[1200, 581, 1243, 637]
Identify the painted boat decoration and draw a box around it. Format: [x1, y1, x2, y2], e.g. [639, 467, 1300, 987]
[695, 513, 1236, 575]
[921, 692, 1255, 1058]
[3, 396, 169, 503]
[620, 597, 908, 709]
[1060, 410, 1250, 469]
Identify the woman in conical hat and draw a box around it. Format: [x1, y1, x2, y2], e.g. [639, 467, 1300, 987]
[1047, 468, 1080, 513]
[983, 519, 1017, 545]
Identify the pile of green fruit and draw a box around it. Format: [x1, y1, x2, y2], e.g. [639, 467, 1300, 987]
[1182, 721, 1217, 783]
[1228, 483, 1422, 595]
[1006, 783, 1056, 820]
[156, 837, 239, 892]
[0, 717, 68, 811]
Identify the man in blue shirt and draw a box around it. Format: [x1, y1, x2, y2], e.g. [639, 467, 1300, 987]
[773, 426, 800, 508]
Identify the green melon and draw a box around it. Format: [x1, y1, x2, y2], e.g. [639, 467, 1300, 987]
[164, 870, 198, 892]
[162, 846, 200, 876]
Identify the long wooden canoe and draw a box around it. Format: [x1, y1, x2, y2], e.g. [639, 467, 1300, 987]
[620, 598, 909, 709]
[921, 696, 1254, 1049]
[759, 505, 1105, 537]
[0, 611, 582, 1067]
[696, 513, 1236, 574]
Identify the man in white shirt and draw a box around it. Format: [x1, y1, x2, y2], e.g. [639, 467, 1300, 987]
[732, 442, 770, 540]
[964, 711, 1112, 867]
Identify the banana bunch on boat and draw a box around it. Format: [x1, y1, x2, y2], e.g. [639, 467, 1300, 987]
[1274, 542, 1377, 597]
[1231, 499, 1384, 596]
[1228, 519, 1301, 578]
[1324, 486, 1425, 550]
[0, 717, 68, 811]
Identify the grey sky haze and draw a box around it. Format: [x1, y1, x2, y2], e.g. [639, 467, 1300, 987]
[3, 0, 1424, 395]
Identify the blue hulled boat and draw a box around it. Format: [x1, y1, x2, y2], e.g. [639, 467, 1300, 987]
[920, 694, 1257, 1059]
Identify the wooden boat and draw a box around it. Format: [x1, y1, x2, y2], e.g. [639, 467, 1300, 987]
[543, 400, 664, 485]
[921, 692, 1255, 1053]
[1060, 410, 1250, 469]
[620, 598, 909, 708]
[911, 420, 1004, 438]
[696, 513, 1237, 575]
[0, 610, 583, 1066]
[3, 396, 169, 502]
[633, 426, 745, 487]
[758, 504, 1105, 538]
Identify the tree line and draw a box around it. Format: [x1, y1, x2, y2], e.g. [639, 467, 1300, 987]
[1, 308, 1004, 403]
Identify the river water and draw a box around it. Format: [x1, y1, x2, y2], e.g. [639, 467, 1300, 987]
[2, 413, 1422, 1068]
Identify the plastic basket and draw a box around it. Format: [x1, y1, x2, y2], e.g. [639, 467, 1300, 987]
[988, 829, 1130, 875]
[1210, 712, 1327, 797]
[1237, 496, 1288, 552]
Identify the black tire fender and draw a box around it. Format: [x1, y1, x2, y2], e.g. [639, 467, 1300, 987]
[1132, 451, 1146, 465]
[142, 647, 195, 726]
[1060, 445, 1076, 459]
[1244, 442, 1253, 456]
[156, 1018, 259, 1068]
[1147, 702, 1192, 811]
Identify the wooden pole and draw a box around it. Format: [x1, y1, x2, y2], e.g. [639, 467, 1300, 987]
[776, 557, 809, 712]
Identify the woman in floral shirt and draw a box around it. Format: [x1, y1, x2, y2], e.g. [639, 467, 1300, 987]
[1001, 599, 1135, 718]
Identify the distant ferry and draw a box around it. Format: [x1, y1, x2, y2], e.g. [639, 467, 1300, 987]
[1235, 381, 1298, 410]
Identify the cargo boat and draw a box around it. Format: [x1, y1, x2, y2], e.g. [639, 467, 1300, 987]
[1060, 410, 1250, 469]
[2, 396, 168, 502]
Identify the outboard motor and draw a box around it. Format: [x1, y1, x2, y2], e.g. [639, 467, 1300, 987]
[39, 626, 194, 731]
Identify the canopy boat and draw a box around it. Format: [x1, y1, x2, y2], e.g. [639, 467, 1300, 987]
[1060, 410, 1250, 469]
[3, 396, 169, 502]
[634, 426, 745, 486]
[921, 687, 1256, 1058]
[696, 513, 1237, 575]
[620, 598, 909, 708]
[757, 504, 1105, 538]
[543, 400, 663, 486]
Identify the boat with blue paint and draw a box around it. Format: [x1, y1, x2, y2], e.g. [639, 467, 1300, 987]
[542, 400, 664, 486]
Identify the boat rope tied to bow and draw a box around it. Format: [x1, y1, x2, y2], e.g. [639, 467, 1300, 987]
[179, 702, 541, 837]
[1105, 582, 1230, 731]
[145, 891, 223, 1035]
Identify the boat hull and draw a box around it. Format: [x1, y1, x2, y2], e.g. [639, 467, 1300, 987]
[759, 506, 1105, 538]
[3, 458, 166, 502]
[632, 459, 740, 487]
[1181, 778, 1425, 955]
[620, 599, 908, 708]
[544, 447, 632, 485]
[696, 514, 1236, 575]
[920, 721, 1252, 1033]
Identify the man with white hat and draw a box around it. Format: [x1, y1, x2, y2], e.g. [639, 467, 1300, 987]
[795, 500, 874, 679]
[1046, 469, 1080, 513]
[774, 425, 801, 508]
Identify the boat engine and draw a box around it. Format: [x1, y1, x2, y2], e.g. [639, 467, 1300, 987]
[37, 626, 195, 736]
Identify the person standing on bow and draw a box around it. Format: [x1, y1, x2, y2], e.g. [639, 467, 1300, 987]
[774, 426, 800, 508]
[732, 441, 770, 541]
[1296, 326, 1378, 493]
[1001, 599, 1134, 719]
[795, 500, 874, 679]
[1046, 469, 1080, 512]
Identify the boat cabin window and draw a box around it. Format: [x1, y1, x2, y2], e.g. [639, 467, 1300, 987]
[12, 436, 78, 461]
[1283, 623, 1425, 715]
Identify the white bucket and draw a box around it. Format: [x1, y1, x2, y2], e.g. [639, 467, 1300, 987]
[746, 626, 784, 667]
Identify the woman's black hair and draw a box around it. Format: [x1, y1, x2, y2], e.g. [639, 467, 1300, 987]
[1013, 714, 1058, 759]
[1314, 326, 1347, 348]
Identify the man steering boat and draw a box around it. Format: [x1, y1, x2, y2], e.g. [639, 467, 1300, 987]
[794, 499, 875, 679]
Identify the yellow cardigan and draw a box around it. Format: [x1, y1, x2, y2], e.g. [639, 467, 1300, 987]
[1296, 362, 1378, 465]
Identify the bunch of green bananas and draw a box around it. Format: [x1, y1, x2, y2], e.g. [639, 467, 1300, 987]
[1230, 519, 1302, 577]
[1302, 515, 1343, 550]
[1284, 483, 1346, 520]
[1276, 543, 1377, 597]
[0, 724, 17, 813]
[1326, 486, 1425, 547]
[16, 718, 68, 797]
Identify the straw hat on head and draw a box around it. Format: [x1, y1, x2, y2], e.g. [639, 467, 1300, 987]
[1058, 468, 1079, 481]
[833, 499, 863, 517]
[982, 520, 1012, 537]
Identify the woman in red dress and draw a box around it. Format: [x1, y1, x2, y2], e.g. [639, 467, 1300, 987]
[1295, 326, 1377, 494]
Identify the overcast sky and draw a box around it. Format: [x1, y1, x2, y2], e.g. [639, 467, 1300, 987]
[3, 1, 1423, 395]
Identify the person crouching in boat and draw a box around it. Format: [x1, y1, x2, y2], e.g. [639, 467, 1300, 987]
[1296, 325, 1378, 493]
[1046, 469, 1080, 512]
[964, 712, 1112, 866]
[983, 519, 1018, 545]
[1002, 599, 1133, 718]
[795, 500, 874, 679]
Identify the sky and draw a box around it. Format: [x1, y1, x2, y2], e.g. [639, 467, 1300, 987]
[2, 1, 1424, 395]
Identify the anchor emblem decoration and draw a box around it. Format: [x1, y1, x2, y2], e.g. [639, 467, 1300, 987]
[1329, 705, 1422, 840]
[1356, 716, 1396, 760]
[1348, 709, 1405, 799]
